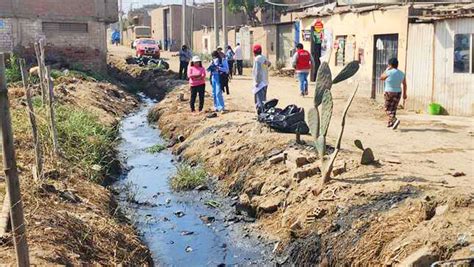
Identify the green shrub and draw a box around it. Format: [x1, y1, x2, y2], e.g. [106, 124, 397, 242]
[145, 144, 166, 154]
[5, 54, 22, 83]
[170, 165, 207, 191]
[11, 104, 117, 183]
[55, 105, 117, 183]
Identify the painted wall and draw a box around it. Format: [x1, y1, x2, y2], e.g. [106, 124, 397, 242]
[300, 7, 410, 98]
[150, 4, 247, 52]
[432, 18, 473, 116]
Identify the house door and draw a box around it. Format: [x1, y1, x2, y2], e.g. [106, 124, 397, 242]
[277, 24, 293, 66]
[372, 34, 398, 99]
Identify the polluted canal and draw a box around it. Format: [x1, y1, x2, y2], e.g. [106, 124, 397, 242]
[113, 96, 273, 266]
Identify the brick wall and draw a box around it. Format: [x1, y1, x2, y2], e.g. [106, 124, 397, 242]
[0, 18, 13, 52]
[6, 18, 107, 72]
[0, 0, 117, 22]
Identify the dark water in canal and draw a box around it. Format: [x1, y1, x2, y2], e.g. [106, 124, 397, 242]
[114, 97, 272, 266]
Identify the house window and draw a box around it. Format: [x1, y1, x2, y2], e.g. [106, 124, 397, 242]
[42, 22, 88, 33]
[453, 34, 473, 74]
[335, 35, 347, 66]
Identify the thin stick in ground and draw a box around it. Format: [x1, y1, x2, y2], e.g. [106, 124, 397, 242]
[19, 59, 43, 180]
[0, 53, 30, 266]
[44, 66, 60, 156]
[33, 41, 47, 104]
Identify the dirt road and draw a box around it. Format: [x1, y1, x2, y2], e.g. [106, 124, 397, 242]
[226, 74, 473, 188]
[109, 44, 474, 265]
[109, 44, 473, 189]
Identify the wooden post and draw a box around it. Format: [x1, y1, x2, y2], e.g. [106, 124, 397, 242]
[0, 53, 30, 266]
[19, 59, 43, 180]
[33, 42, 47, 104]
[44, 66, 59, 156]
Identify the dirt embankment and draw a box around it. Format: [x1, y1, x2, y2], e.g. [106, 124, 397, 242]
[107, 54, 185, 101]
[149, 85, 473, 265]
[0, 76, 152, 264]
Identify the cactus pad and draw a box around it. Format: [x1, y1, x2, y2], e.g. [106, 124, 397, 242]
[354, 139, 364, 150]
[320, 89, 333, 137]
[332, 61, 360, 84]
[315, 135, 326, 157]
[314, 62, 332, 108]
[308, 108, 320, 140]
[361, 148, 375, 165]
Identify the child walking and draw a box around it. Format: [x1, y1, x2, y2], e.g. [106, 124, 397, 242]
[187, 56, 206, 113]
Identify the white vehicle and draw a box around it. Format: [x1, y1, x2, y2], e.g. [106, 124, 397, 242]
[131, 39, 140, 49]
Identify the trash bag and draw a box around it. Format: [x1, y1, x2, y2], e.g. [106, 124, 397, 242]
[258, 99, 310, 134]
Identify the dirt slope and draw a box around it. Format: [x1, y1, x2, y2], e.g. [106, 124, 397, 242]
[150, 84, 473, 265]
[0, 77, 151, 264]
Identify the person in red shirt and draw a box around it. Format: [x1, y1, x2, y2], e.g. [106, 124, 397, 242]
[187, 56, 206, 113]
[292, 43, 314, 96]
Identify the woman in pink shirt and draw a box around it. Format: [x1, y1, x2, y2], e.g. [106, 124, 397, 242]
[187, 56, 206, 113]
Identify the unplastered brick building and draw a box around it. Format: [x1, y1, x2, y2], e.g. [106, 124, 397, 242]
[0, 0, 118, 71]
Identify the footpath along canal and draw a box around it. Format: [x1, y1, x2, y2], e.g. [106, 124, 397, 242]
[113, 95, 274, 265]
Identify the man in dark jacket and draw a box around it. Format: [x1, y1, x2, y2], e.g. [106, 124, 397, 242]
[179, 45, 192, 80]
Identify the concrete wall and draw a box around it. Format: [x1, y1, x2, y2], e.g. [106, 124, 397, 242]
[300, 7, 410, 98]
[150, 4, 247, 52]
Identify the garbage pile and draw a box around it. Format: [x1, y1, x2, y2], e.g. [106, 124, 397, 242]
[258, 99, 309, 134]
[125, 56, 170, 70]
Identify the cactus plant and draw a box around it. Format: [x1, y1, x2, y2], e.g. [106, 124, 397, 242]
[314, 62, 332, 108]
[309, 60, 360, 185]
[354, 139, 375, 165]
[308, 108, 320, 139]
[320, 89, 333, 137]
[332, 61, 360, 84]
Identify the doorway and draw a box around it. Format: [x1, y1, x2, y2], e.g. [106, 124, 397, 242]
[372, 34, 398, 99]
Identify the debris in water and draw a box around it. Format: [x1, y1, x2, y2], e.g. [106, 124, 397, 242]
[165, 198, 171, 204]
[181, 231, 194, 236]
[174, 211, 185, 217]
[195, 184, 209, 191]
[185, 246, 193, 252]
[204, 200, 220, 208]
[199, 215, 216, 224]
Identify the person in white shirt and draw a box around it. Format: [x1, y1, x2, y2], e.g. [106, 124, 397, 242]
[252, 44, 271, 114]
[234, 43, 243, 75]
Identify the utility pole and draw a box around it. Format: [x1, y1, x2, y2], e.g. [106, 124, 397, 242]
[222, 0, 227, 48]
[119, 0, 123, 45]
[214, 0, 219, 49]
[0, 53, 30, 266]
[182, 0, 186, 46]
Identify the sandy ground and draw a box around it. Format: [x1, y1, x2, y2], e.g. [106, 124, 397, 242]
[109, 44, 473, 189]
[109, 44, 474, 265]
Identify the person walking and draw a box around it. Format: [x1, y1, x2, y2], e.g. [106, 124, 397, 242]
[226, 45, 235, 79]
[217, 47, 230, 95]
[252, 44, 271, 114]
[380, 58, 407, 129]
[187, 56, 206, 113]
[234, 43, 243, 75]
[292, 43, 314, 96]
[207, 51, 225, 112]
[179, 45, 192, 80]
